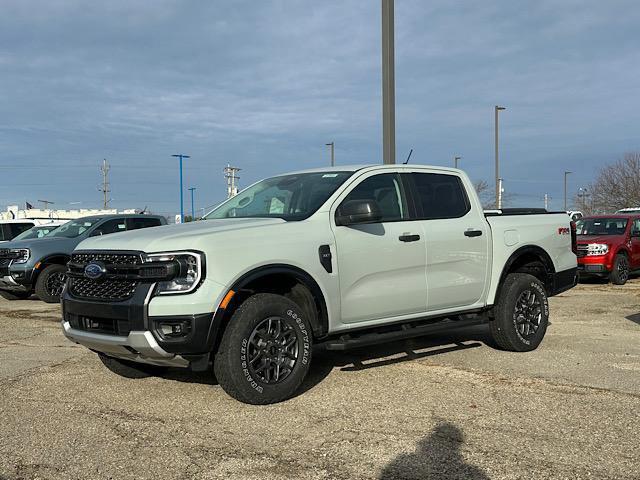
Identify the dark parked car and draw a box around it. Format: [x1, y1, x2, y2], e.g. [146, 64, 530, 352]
[0, 214, 166, 302]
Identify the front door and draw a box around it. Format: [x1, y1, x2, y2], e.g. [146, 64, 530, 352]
[332, 172, 427, 324]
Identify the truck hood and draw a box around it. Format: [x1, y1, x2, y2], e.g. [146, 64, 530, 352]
[76, 218, 286, 253]
[5, 236, 78, 251]
[576, 235, 625, 244]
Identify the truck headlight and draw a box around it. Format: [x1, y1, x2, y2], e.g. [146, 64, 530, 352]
[10, 248, 30, 264]
[587, 243, 609, 256]
[144, 251, 204, 295]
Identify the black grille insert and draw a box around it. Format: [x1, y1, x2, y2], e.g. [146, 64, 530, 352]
[68, 252, 142, 301]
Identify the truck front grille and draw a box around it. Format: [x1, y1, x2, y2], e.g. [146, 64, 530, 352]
[68, 252, 142, 301]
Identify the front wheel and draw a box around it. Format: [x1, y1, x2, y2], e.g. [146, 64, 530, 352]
[610, 254, 629, 285]
[214, 293, 313, 405]
[34, 264, 67, 303]
[490, 273, 549, 352]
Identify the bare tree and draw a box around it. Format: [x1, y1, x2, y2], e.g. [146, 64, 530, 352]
[586, 152, 640, 213]
[473, 179, 494, 209]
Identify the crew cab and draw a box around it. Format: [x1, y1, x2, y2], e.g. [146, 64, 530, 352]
[0, 214, 166, 302]
[61, 165, 577, 404]
[575, 215, 640, 285]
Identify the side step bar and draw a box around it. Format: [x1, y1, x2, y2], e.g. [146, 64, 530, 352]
[323, 317, 486, 351]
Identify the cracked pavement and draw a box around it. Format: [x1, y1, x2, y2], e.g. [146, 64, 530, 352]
[1, 280, 639, 479]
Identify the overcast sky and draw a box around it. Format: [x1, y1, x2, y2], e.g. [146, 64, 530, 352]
[1, 0, 639, 216]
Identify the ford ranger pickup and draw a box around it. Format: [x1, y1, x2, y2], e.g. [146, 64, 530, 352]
[61, 165, 578, 404]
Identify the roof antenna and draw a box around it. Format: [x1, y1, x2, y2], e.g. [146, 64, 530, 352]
[403, 148, 413, 165]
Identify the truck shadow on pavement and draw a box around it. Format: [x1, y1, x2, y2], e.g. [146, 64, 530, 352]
[154, 325, 494, 399]
[379, 421, 489, 480]
[625, 313, 640, 325]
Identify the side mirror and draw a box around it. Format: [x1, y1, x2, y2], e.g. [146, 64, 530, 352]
[632, 230, 640, 237]
[335, 199, 382, 226]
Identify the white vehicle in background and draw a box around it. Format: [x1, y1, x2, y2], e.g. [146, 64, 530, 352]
[567, 211, 583, 222]
[0, 219, 63, 243]
[615, 207, 640, 214]
[62, 164, 578, 404]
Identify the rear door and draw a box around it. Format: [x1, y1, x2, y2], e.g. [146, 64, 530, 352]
[404, 171, 490, 312]
[331, 171, 427, 324]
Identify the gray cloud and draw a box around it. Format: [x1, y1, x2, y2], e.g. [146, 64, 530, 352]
[1, 0, 639, 213]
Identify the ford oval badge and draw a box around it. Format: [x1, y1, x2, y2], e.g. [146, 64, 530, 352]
[84, 262, 106, 280]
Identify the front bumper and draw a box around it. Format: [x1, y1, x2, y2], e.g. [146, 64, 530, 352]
[577, 263, 609, 275]
[61, 284, 224, 369]
[0, 275, 30, 292]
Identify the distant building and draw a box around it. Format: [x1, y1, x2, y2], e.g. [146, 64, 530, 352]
[0, 205, 140, 221]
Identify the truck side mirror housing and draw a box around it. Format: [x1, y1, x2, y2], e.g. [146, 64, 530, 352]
[335, 199, 383, 226]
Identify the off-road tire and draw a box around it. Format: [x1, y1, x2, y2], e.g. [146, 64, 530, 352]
[214, 293, 313, 405]
[610, 254, 629, 285]
[98, 353, 168, 379]
[0, 290, 32, 300]
[490, 273, 549, 352]
[34, 264, 67, 303]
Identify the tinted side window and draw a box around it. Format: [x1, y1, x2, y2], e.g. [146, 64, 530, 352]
[97, 218, 127, 235]
[9, 223, 33, 237]
[127, 218, 162, 230]
[342, 173, 407, 222]
[410, 173, 470, 220]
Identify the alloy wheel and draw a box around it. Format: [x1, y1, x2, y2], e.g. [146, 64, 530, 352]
[247, 316, 299, 384]
[46, 272, 66, 297]
[513, 289, 542, 338]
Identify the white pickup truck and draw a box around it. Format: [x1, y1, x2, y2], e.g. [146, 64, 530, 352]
[61, 164, 577, 404]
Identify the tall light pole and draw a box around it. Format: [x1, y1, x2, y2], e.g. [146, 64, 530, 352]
[494, 105, 506, 208]
[454, 156, 461, 168]
[188, 187, 196, 221]
[564, 171, 571, 211]
[326, 142, 335, 166]
[382, 0, 395, 164]
[172, 154, 190, 223]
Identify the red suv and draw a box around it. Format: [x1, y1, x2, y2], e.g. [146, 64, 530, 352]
[576, 215, 640, 285]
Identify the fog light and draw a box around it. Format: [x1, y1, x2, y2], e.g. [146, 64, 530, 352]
[156, 319, 191, 338]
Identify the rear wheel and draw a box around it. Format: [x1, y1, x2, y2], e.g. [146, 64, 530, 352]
[0, 290, 32, 300]
[610, 254, 629, 285]
[490, 273, 549, 352]
[214, 293, 313, 405]
[34, 264, 67, 303]
[98, 353, 167, 379]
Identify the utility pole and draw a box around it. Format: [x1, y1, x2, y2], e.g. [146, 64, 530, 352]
[544, 193, 549, 210]
[564, 171, 571, 211]
[497, 178, 504, 210]
[99, 158, 111, 209]
[224, 165, 241, 198]
[326, 142, 335, 166]
[454, 156, 461, 168]
[172, 154, 190, 223]
[188, 187, 196, 221]
[578, 187, 590, 212]
[494, 105, 506, 208]
[382, 0, 395, 165]
[37, 199, 55, 210]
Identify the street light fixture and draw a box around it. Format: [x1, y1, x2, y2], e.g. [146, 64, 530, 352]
[494, 105, 506, 209]
[172, 154, 190, 223]
[564, 171, 572, 211]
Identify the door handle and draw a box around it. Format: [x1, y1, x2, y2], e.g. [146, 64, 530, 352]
[399, 234, 421, 242]
[464, 229, 483, 237]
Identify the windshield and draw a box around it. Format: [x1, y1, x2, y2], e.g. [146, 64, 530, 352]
[205, 172, 353, 221]
[576, 218, 628, 236]
[46, 219, 97, 238]
[12, 225, 62, 241]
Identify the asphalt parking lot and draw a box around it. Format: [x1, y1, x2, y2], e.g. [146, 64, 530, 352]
[1, 280, 639, 480]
